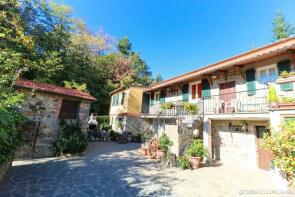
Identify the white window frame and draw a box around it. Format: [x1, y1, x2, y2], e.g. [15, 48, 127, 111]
[257, 65, 278, 86]
[154, 91, 160, 103]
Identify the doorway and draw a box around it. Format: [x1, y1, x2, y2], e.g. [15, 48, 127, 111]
[219, 81, 235, 112]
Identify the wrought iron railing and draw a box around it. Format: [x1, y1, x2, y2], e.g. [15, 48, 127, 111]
[145, 88, 268, 117]
[203, 88, 268, 114]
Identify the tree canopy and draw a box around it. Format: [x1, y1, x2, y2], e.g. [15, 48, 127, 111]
[1, 0, 152, 115]
[272, 11, 295, 40]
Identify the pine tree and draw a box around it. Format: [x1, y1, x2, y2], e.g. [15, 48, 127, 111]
[272, 11, 295, 40]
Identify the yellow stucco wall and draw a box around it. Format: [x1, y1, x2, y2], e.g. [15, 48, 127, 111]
[127, 87, 145, 116]
[109, 87, 145, 116]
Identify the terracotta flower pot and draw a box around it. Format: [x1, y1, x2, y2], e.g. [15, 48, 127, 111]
[156, 149, 165, 159]
[141, 148, 147, 156]
[189, 156, 201, 169]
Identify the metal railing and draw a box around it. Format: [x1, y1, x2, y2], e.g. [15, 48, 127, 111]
[203, 88, 268, 114]
[146, 88, 268, 117]
[147, 99, 204, 118]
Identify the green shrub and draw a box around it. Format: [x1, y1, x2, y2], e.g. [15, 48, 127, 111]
[96, 116, 110, 126]
[267, 85, 278, 103]
[159, 133, 173, 155]
[54, 121, 88, 155]
[180, 102, 198, 115]
[279, 71, 295, 78]
[160, 102, 175, 110]
[280, 97, 295, 103]
[109, 130, 120, 141]
[186, 139, 207, 157]
[262, 121, 295, 186]
[100, 123, 112, 131]
[142, 131, 153, 142]
[0, 93, 24, 164]
[177, 156, 191, 170]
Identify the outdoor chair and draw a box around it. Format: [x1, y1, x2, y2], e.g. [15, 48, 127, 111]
[215, 100, 225, 114]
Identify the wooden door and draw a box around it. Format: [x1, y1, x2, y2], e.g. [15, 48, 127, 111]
[219, 81, 235, 112]
[256, 126, 273, 171]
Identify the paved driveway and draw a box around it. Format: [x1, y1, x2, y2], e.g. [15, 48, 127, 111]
[0, 142, 288, 197]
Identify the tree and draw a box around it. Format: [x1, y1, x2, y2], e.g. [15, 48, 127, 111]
[153, 73, 163, 83]
[118, 36, 132, 55]
[272, 11, 295, 40]
[116, 37, 152, 86]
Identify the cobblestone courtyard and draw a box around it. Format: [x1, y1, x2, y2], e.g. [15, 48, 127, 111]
[0, 142, 285, 197]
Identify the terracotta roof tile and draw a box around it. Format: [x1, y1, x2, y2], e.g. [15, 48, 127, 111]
[15, 79, 97, 101]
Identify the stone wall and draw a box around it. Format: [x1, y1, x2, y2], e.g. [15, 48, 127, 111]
[15, 90, 91, 158]
[157, 124, 194, 156]
[124, 115, 150, 133]
[178, 126, 194, 156]
[79, 101, 91, 133]
[0, 160, 12, 184]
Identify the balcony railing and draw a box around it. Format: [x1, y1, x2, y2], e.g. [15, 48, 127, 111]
[203, 88, 268, 114]
[145, 99, 204, 118]
[144, 88, 269, 117]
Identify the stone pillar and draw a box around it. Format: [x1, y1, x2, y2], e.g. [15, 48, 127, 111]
[203, 116, 212, 159]
[79, 101, 91, 133]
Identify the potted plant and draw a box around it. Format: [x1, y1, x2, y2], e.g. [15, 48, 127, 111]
[267, 85, 278, 108]
[180, 102, 198, 115]
[279, 97, 295, 108]
[158, 133, 173, 159]
[185, 139, 207, 169]
[160, 102, 175, 110]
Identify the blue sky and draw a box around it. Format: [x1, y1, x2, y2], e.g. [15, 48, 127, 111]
[60, 0, 295, 80]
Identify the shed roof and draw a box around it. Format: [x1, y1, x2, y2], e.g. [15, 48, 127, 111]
[15, 79, 97, 101]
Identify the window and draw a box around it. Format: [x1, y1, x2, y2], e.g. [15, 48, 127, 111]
[259, 67, 277, 84]
[191, 84, 197, 99]
[59, 100, 79, 119]
[154, 92, 160, 102]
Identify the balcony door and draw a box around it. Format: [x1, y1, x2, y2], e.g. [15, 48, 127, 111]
[219, 81, 235, 112]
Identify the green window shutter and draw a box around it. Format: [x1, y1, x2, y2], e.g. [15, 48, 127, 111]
[150, 92, 154, 106]
[116, 94, 119, 106]
[280, 82, 293, 91]
[121, 92, 125, 105]
[141, 93, 150, 113]
[160, 90, 165, 103]
[182, 84, 189, 101]
[201, 79, 210, 98]
[285, 117, 295, 125]
[277, 60, 291, 74]
[246, 69, 256, 96]
[111, 96, 114, 106]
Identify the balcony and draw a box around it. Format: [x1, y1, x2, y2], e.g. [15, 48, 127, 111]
[203, 88, 268, 114]
[142, 88, 269, 118]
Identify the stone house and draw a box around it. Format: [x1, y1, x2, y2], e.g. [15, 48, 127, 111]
[140, 37, 295, 170]
[109, 86, 149, 134]
[14, 79, 96, 158]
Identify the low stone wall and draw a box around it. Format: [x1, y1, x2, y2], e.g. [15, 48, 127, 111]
[124, 115, 150, 133]
[0, 160, 12, 184]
